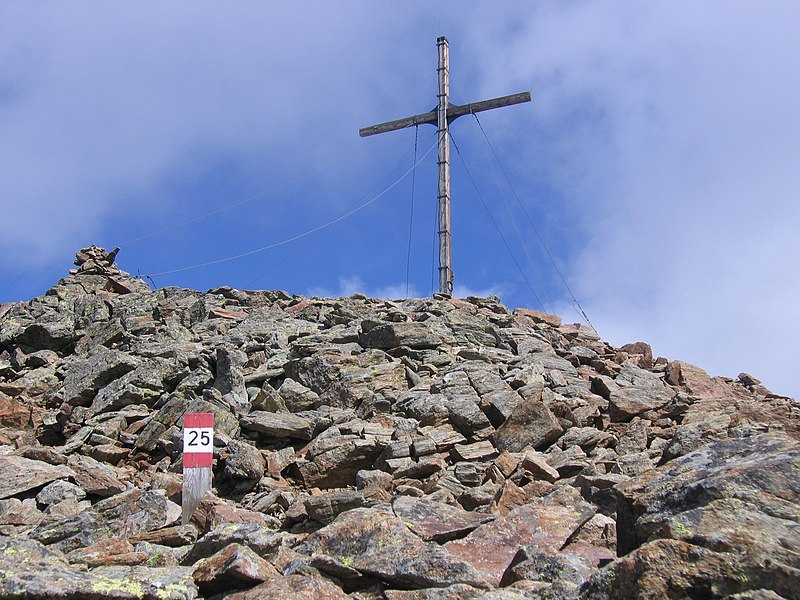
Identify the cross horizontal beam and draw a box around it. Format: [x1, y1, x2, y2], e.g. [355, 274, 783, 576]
[359, 91, 531, 137]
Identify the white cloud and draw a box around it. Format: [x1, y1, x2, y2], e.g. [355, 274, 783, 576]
[0, 3, 421, 267]
[308, 276, 421, 301]
[496, 2, 800, 397]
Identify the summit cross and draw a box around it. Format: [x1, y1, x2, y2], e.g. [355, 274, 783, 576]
[360, 36, 531, 296]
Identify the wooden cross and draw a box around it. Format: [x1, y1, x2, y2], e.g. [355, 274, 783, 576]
[360, 36, 531, 296]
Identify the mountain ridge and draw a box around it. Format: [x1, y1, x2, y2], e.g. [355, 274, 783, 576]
[0, 246, 796, 599]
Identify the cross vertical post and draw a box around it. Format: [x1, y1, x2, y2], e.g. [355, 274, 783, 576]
[360, 36, 531, 297]
[436, 36, 453, 295]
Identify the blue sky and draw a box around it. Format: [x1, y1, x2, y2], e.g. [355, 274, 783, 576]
[2, 2, 799, 399]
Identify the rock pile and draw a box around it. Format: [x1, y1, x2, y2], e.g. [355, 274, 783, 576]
[0, 246, 797, 599]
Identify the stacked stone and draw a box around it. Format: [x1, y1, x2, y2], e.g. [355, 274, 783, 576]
[0, 248, 796, 599]
[71, 245, 121, 276]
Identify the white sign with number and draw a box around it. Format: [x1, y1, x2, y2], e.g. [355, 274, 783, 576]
[183, 427, 213, 453]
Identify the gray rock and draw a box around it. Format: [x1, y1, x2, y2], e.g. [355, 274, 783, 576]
[493, 390, 563, 453]
[181, 522, 286, 566]
[360, 321, 444, 350]
[305, 488, 387, 524]
[62, 348, 140, 406]
[0, 454, 74, 500]
[278, 377, 320, 411]
[213, 346, 249, 412]
[0, 535, 198, 599]
[88, 357, 188, 416]
[35, 479, 87, 507]
[296, 434, 382, 488]
[239, 410, 315, 440]
[297, 507, 490, 589]
[604, 365, 675, 422]
[135, 396, 238, 452]
[609, 433, 800, 600]
[29, 488, 180, 552]
[443, 394, 494, 440]
[222, 439, 265, 491]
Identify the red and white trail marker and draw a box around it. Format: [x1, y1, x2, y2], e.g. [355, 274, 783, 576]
[182, 412, 214, 525]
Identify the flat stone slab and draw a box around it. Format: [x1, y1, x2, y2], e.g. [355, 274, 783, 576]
[451, 440, 497, 462]
[67, 454, 128, 497]
[239, 411, 315, 440]
[392, 496, 496, 543]
[296, 507, 490, 590]
[0, 454, 74, 499]
[445, 500, 595, 586]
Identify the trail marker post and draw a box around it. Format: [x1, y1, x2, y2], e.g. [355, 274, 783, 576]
[182, 412, 214, 525]
[360, 36, 531, 296]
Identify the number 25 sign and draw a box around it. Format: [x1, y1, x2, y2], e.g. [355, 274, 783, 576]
[183, 412, 214, 468]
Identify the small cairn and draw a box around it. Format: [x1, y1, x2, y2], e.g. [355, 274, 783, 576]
[69, 245, 121, 276]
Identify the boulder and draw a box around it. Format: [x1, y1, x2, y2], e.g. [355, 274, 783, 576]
[0, 453, 74, 500]
[29, 489, 180, 552]
[62, 348, 140, 406]
[360, 322, 444, 350]
[239, 411, 315, 441]
[222, 575, 349, 599]
[610, 433, 800, 599]
[295, 434, 382, 488]
[296, 508, 491, 589]
[444, 497, 595, 586]
[392, 496, 495, 543]
[192, 543, 279, 596]
[493, 391, 563, 452]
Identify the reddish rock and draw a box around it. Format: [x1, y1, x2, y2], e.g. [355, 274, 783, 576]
[521, 451, 561, 483]
[664, 360, 735, 398]
[209, 307, 248, 320]
[190, 492, 272, 535]
[392, 496, 495, 543]
[66, 537, 147, 567]
[297, 508, 490, 589]
[296, 434, 382, 489]
[514, 308, 562, 328]
[0, 498, 44, 533]
[0, 393, 37, 428]
[445, 499, 595, 586]
[619, 342, 653, 368]
[490, 480, 531, 515]
[451, 440, 497, 462]
[193, 543, 279, 595]
[129, 524, 198, 547]
[67, 454, 128, 497]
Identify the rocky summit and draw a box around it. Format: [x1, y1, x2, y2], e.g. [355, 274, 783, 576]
[0, 246, 797, 600]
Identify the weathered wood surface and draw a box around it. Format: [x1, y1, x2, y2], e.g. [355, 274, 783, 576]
[359, 92, 531, 137]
